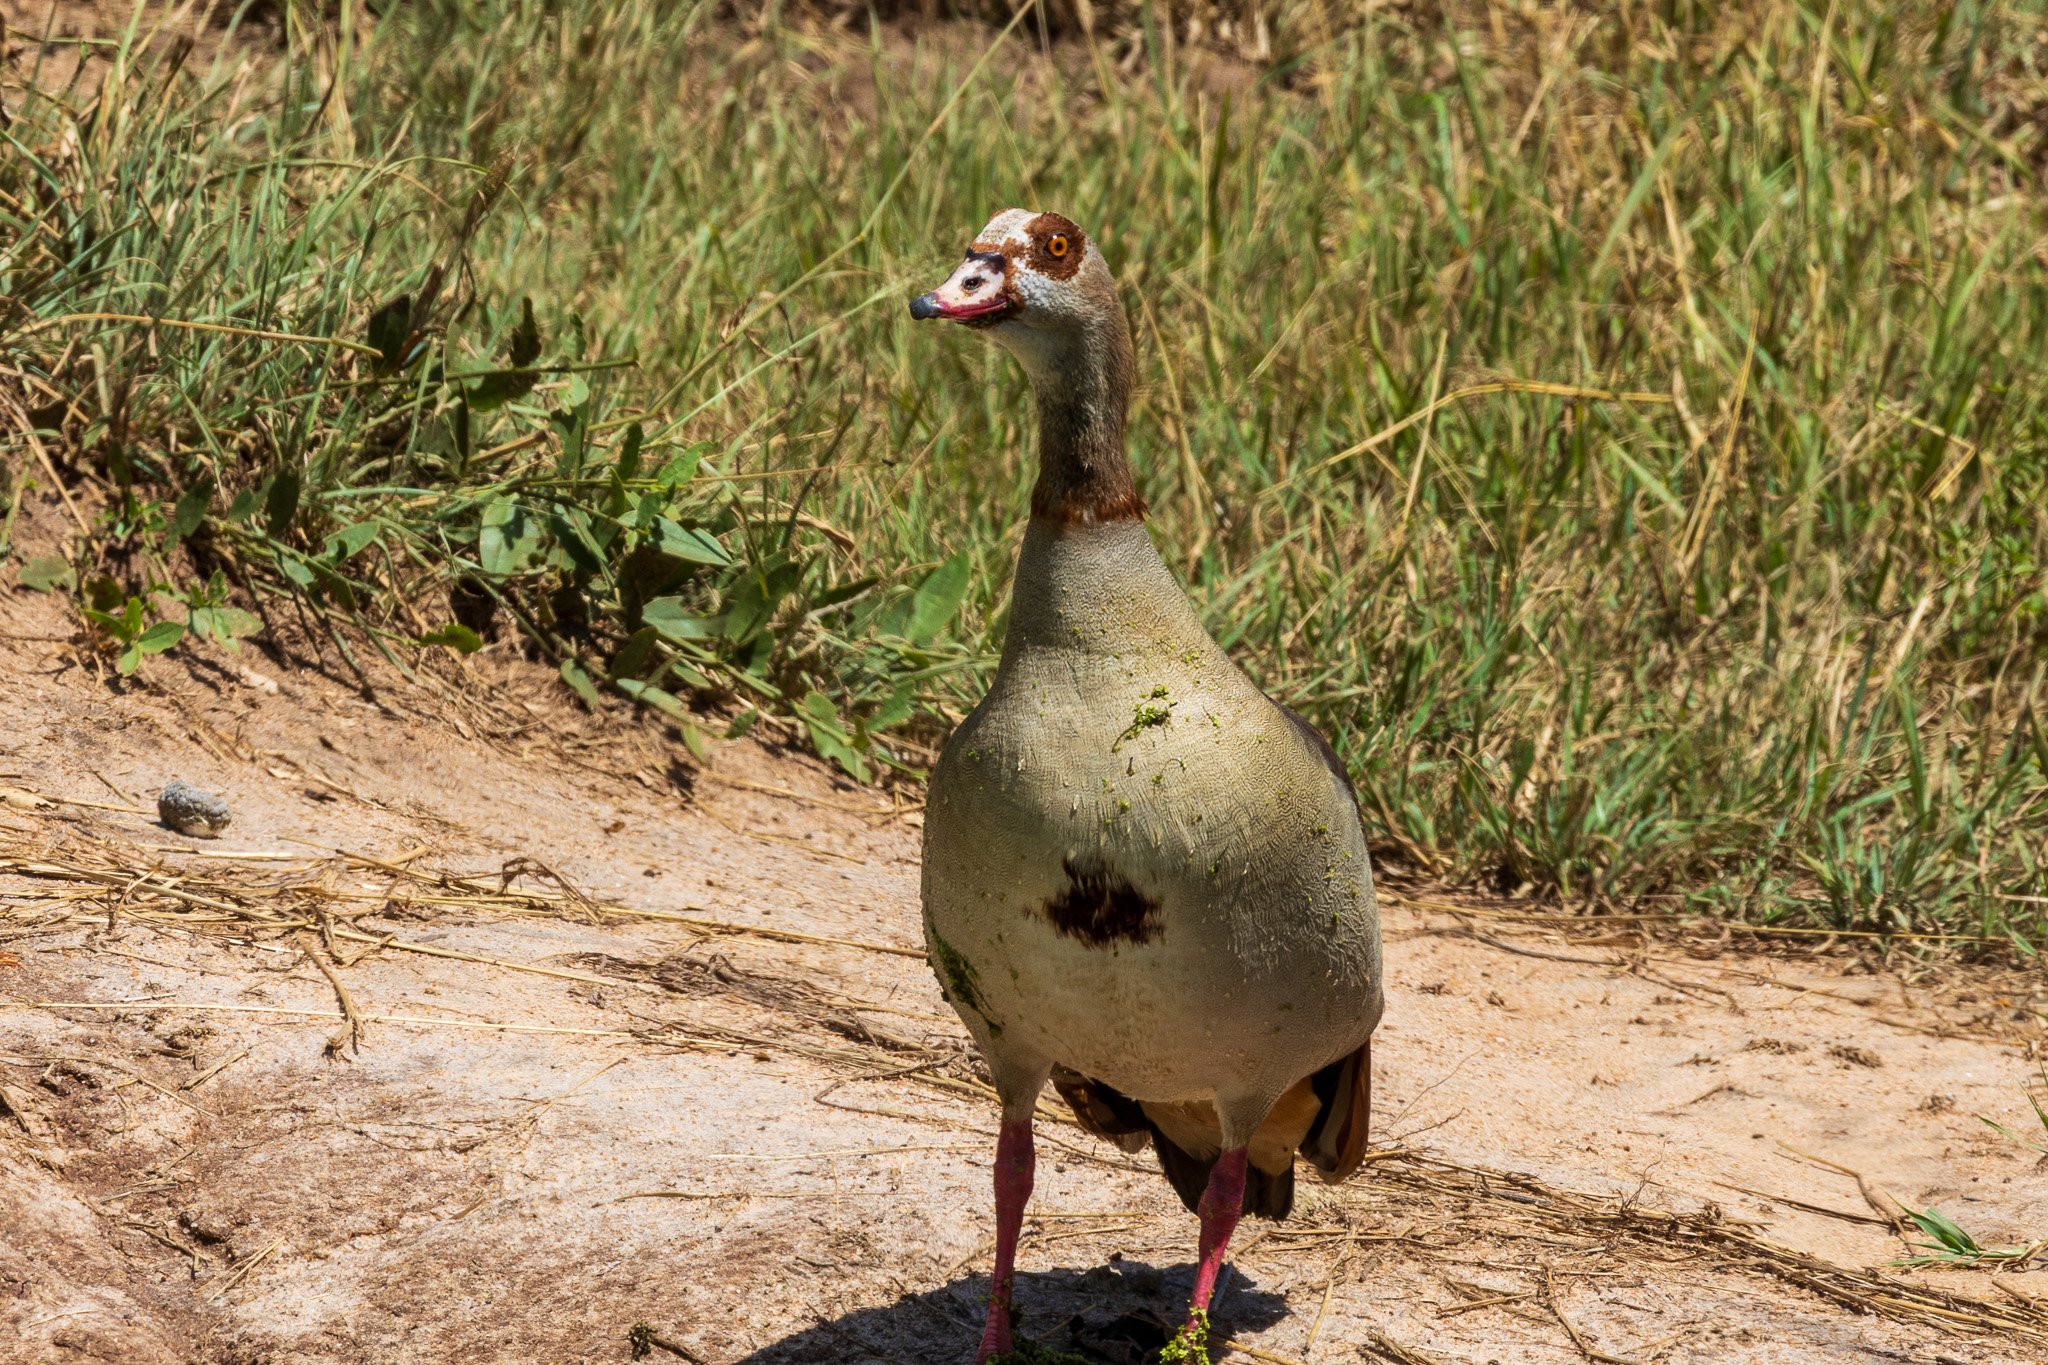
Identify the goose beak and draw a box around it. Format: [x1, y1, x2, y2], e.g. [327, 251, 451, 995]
[911, 251, 1017, 325]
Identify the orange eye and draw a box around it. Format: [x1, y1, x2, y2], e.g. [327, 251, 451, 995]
[1046, 233, 1069, 258]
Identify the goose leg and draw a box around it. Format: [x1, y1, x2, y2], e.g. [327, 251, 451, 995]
[975, 1058, 1050, 1363]
[975, 1116, 1035, 1362]
[1180, 1093, 1272, 1346]
[1187, 1145, 1248, 1321]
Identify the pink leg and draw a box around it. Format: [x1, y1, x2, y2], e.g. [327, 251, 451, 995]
[975, 1118, 1035, 1363]
[1188, 1147, 1248, 1322]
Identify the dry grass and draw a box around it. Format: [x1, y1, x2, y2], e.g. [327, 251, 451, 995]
[5, 0, 2047, 946]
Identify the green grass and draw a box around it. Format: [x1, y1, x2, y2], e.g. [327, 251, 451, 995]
[3, 0, 2046, 944]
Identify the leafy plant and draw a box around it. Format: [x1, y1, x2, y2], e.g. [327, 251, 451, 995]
[180, 572, 264, 652]
[78, 581, 184, 677]
[1978, 1066, 2048, 1159]
[17, 556, 75, 594]
[1894, 1205, 2034, 1269]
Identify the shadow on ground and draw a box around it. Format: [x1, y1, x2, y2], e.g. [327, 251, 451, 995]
[729, 1260, 1290, 1364]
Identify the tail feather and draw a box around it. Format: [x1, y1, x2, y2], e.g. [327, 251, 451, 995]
[1049, 1065, 1149, 1154]
[1301, 1039, 1372, 1182]
[1050, 1066, 1315, 1221]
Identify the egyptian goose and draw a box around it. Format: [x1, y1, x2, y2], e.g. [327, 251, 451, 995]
[912, 210, 1384, 1362]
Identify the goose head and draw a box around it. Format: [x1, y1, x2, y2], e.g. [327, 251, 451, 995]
[910, 209, 1127, 387]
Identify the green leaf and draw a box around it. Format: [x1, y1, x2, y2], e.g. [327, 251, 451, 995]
[324, 520, 380, 561]
[1905, 1206, 1978, 1254]
[366, 293, 413, 372]
[661, 654, 712, 690]
[467, 297, 543, 411]
[609, 625, 660, 681]
[615, 677, 688, 721]
[419, 623, 484, 654]
[724, 708, 761, 740]
[813, 574, 880, 612]
[17, 555, 74, 592]
[135, 620, 184, 655]
[478, 497, 543, 576]
[656, 444, 708, 489]
[654, 517, 730, 566]
[559, 658, 603, 709]
[264, 468, 302, 536]
[720, 559, 800, 644]
[641, 596, 717, 643]
[187, 606, 262, 649]
[616, 422, 645, 485]
[118, 643, 142, 677]
[552, 381, 591, 475]
[168, 482, 211, 546]
[800, 689, 870, 783]
[223, 486, 260, 524]
[84, 576, 124, 615]
[870, 685, 915, 731]
[548, 505, 607, 577]
[680, 720, 710, 763]
[905, 552, 971, 643]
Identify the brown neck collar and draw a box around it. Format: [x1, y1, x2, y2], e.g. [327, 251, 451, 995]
[1025, 309, 1143, 527]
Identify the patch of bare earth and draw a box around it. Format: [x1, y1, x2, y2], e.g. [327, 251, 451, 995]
[2, 566, 2046, 1365]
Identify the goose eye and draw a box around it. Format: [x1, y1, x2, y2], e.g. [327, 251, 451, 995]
[1046, 233, 1069, 259]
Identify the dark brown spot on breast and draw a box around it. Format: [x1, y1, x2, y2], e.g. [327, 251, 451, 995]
[1041, 857, 1160, 947]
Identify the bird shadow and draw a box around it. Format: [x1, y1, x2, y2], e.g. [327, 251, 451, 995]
[726, 1257, 1290, 1365]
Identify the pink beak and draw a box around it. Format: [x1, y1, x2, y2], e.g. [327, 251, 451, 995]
[910, 250, 1016, 323]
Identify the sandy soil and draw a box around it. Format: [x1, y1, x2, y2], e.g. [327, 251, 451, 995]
[2, 552, 2046, 1365]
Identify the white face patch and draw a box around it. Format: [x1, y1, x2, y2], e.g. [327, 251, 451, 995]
[972, 208, 1038, 248]
[963, 208, 1093, 329]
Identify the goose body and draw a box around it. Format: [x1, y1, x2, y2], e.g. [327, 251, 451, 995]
[924, 519, 1380, 1126]
[910, 208, 1384, 1362]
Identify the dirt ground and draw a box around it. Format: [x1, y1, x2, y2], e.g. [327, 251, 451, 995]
[2, 550, 2047, 1365]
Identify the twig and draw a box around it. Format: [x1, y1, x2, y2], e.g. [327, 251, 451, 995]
[15, 312, 383, 357]
[13, 1000, 644, 1038]
[299, 932, 366, 1056]
[208, 1234, 288, 1302]
[1546, 1268, 1636, 1365]
[1360, 1330, 1451, 1365]
[1707, 1178, 1891, 1228]
[627, 1323, 705, 1361]
[182, 1046, 251, 1092]
[1300, 1242, 1351, 1356]
[0, 388, 89, 535]
[1277, 379, 1673, 492]
[1218, 1340, 1312, 1365]
[1774, 1141, 1911, 1235]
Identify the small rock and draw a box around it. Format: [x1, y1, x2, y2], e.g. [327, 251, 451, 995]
[158, 780, 232, 838]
